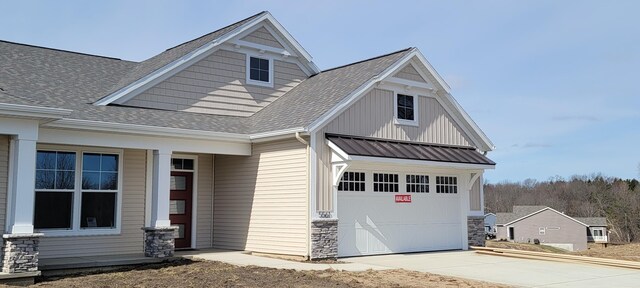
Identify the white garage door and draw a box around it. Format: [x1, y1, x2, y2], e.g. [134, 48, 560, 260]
[337, 172, 463, 257]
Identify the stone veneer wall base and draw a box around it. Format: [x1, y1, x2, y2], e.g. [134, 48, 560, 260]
[142, 227, 178, 258]
[2, 233, 44, 274]
[310, 219, 338, 260]
[467, 216, 485, 247]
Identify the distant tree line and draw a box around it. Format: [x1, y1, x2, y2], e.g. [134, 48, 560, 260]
[485, 175, 640, 243]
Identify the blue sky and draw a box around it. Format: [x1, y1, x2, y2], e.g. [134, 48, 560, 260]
[2, 1, 639, 182]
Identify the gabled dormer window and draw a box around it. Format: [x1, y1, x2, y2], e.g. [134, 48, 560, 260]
[246, 55, 273, 87]
[394, 93, 418, 126]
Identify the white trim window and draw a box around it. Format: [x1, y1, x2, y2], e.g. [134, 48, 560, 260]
[592, 228, 604, 237]
[338, 172, 365, 192]
[435, 176, 458, 194]
[373, 173, 399, 192]
[394, 92, 418, 126]
[246, 54, 274, 87]
[34, 147, 123, 236]
[539, 227, 546, 235]
[406, 174, 429, 193]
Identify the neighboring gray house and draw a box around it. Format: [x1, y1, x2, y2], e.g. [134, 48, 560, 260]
[0, 11, 496, 278]
[496, 206, 607, 251]
[484, 213, 496, 236]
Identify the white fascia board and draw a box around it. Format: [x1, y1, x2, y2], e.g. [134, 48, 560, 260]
[307, 49, 418, 132]
[348, 155, 495, 170]
[45, 118, 250, 143]
[503, 207, 590, 227]
[0, 103, 72, 119]
[95, 13, 271, 106]
[263, 13, 317, 72]
[412, 49, 451, 93]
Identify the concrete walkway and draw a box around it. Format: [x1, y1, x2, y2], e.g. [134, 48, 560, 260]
[177, 249, 388, 272]
[344, 251, 640, 288]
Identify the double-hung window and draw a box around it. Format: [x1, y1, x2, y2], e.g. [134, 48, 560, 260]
[246, 55, 273, 87]
[435, 176, 458, 194]
[34, 147, 122, 235]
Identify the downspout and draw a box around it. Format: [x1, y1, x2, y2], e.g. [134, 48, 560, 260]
[295, 131, 311, 259]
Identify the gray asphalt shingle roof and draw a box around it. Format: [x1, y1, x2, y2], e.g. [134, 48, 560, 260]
[1, 36, 411, 134]
[496, 206, 607, 227]
[496, 206, 548, 225]
[574, 217, 607, 227]
[100, 11, 266, 100]
[249, 48, 412, 133]
[0, 11, 420, 136]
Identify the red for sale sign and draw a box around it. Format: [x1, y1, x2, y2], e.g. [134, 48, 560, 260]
[395, 195, 412, 203]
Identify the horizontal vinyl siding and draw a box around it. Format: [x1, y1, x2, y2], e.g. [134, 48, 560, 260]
[470, 177, 481, 211]
[125, 49, 306, 116]
[394, 64, 427, 83]
[316, 88, 472, 211]
[0, 135, 8, 233]
[240, 27, 284, 49]
[196, 154, 214, 248]
[214, 138, 308, 256]
[39, 149, 146, 258]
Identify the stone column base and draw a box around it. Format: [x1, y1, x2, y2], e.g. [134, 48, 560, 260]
[310, 219, 338, 260]
[2, 233, 44, 273]
[467, 216, 485, 247]
[142, 227, 177, 258]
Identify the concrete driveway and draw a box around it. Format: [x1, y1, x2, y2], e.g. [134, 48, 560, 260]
[343, 251, 640, 288]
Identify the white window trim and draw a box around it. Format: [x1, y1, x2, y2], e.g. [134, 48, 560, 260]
[539, 227, 546, 235]
[393, 91, 419, 127]
[245, 53, 274, 88]
[35, 145, 123, 237]
[592, 227, 604, 237]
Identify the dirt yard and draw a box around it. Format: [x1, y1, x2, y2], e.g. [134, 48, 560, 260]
[574, 243, 640, 262]
[486, 240, 640, 262]
[25, 259, 508, 288]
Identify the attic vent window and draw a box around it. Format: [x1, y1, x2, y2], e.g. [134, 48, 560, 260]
[246, 55, 273, 87]
[394, 93, 418, 126]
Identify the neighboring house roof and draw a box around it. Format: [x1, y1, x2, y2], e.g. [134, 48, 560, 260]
[496, 206, 589, 227]
[325, 133, 495, 166]
[574, 217, 607, 227]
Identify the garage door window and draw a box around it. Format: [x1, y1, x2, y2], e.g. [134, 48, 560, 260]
[435, 176, 457, 194]
[406, 175, 429, 193]
[338, 172, 366, 191]
[373, 173, 399, 192]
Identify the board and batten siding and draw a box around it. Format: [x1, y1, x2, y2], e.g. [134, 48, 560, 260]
[470, 177, 481, 211]
[0, 135, 8, 233]
[315, 88, 473, 211]
[240, 27, 284, 49]
[195, 153, 214, 248]
[125, 49, 307, 117]
[39, 149, 146, 258]
[393, 64, 427, 83]
[213, 138, 308, 256]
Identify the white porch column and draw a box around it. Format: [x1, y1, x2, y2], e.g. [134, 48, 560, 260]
[150, 149, 172, 227]
[7, 137, 37, 234]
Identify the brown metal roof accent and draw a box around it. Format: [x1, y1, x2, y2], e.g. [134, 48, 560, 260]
[326, 134, 496, 166]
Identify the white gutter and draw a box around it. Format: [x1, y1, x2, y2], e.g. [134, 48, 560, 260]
[0, 103, 72, 120]
[45, 119, 250, 143]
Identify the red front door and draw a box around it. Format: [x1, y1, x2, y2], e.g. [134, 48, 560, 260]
[170, 171, 192, 249]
